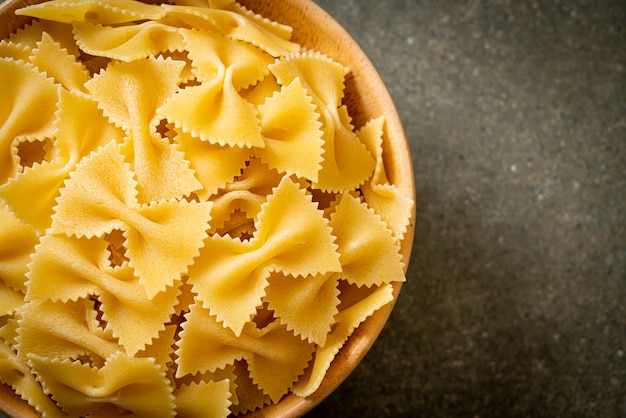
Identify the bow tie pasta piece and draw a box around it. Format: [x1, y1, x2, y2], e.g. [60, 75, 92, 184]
[50, 141, 213, 299]
[174, 380, 232, 418]
[359, 117, 414, 241]
[264, 271, 340, 347]
[255, 77, 324, 183]
[0, 89, 125, 232]
[26, 234, 109, 303]
[0, 342, 66, 418]
[16, 0, 166, 25]
[73, 19, 185, 62]
[174, 127, 252, 201]
[16, 298, 122, 365]
[27, 234, 181, 356]
[264, 192, 404, 347]
[158, 28, 270, 148]
[270, 52, 348, 108]
[212, 0, 294, 41]
[97, 265, 181, 356]
[0, 206, 37, 315]
[50, 141, 138, 237]
[27, 352, 175, 418]
[30, 32, 91, 93]
[158, 73, 264, 148]
[270, 52, 376, 192]
[0, 58, 59, 185]
[188, 176, 341, 336]
[169, 0, 294, 43]
[84, 55, 183, 136]
[329, 192, 405, 287]
[161, 4, 299, 57]
[181, 28, 273, 89]
[293, 283, 395, 397]
[176, 302, 314, 404]
[85, 56, 202, 202]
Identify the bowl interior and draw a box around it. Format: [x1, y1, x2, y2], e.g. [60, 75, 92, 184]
[0, 0, 415, 416]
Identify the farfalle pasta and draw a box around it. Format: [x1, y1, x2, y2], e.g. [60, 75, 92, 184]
[0, 0, 413, 417]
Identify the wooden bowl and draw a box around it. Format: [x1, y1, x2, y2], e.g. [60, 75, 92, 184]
[0, 0, 415, 416]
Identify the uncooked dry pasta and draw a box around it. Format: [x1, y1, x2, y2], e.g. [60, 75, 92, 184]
[0, 0, 413, 416]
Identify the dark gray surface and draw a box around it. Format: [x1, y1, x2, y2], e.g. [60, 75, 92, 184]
[307, 1, 625, 417]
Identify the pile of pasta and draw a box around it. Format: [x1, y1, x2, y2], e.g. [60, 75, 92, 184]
[0, 0, 413, 416]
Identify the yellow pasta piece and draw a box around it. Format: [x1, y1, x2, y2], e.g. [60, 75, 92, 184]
[160, 50, 196, 83]
[174, 0, 294, 43]
[255, 77, 324, 182]
[50, 141, 213, 299]
[171, 0, 293, 40]
[270, 53, 376, 192]
[174, 129, 252, 200]
[293, 283, 394, 397]
[183, 28, 272, 89]
[176, 302, 314, 403]
[0, 286, 23, 318]
[137, 324, 177, 373]
[16, 0, 166, 25]
[240, 73, 281, 108]
[174, 363, 239, 407]
[174, 380, 232, 418]
[9, 19, 80, 57]
[160, 74, 264, 145]
[0, 206, 36, 298]
[49, 140, 137, 236]
[329, 192, 405, 287]
[212, 0, 294, 41]
[85, 56, 202, 202]
[98, 266, 180, 356]
[17, 298, 122, 363]
[0, 89, 124, 232]
[172, 277, 196, 317]
[158, 29, 268, 148]
[228, 359, 271, 415]
[26, 234, 107, 303]
[30, 32, 90, 93]
[0, 39, 32, 61]
[188, 176, 341, 336]
[0, 58, 59, 184]
[209, 158, 282, 232]
[0, 317, 19, 349]
[264, 271, 340, 347]
[359, 116, 414, 241]
[161, 4, 299, 57]
[28, 352, 175, 418]
[0, 342, 66, 418]
[27, 233, 181, 356]
[214, 211, 256, 240]
[73, 19, 185, 62]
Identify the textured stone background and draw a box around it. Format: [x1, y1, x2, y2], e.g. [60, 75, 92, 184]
[307, 1, 625, 417]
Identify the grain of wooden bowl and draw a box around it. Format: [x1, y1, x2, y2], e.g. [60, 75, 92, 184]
[0, 0, 415, 416]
